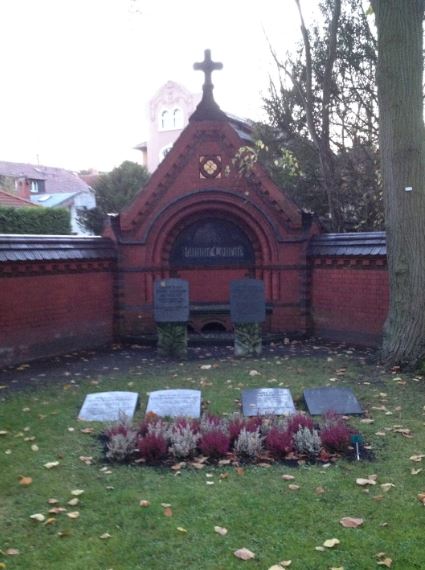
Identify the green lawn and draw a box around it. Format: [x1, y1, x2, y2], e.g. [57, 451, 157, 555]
[1, 346, 424, 569]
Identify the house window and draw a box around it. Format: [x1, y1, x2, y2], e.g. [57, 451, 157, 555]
[159, 107, 183, 131]
[159, 144, 173, 162]
[160, 109, 172, 130]
[173, 108, 183, 129]
[29, 179, 46, 193]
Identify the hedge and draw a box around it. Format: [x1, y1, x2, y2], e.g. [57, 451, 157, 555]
[0, 207, 72, 234]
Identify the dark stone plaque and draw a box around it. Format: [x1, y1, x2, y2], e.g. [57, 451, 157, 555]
[303, 387, 363, 415]
[242, 388, 296, 417]
[170, 219, 254, 267]
[230, 279, 265, 324]
[154, 279, 189, 323]
[78, 391, 139, 422]
[146, 389, 201, 418]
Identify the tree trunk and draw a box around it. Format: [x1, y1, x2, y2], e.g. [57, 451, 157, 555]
[374, 0, 425, 368]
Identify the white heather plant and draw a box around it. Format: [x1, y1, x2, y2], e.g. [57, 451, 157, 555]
[293, 427, 322, 457]
[169, 425, 200, 459]
[106, 432, 137, 462]
[147, 420, 172, 441]
[234, 427, 264, 458]
[199, 414, 229, 434]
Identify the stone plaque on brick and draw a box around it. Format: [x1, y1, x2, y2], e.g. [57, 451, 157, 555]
[146, 389, 201, 418]
[230, 279, 266, 324]
[303, 387, 363, 416]
[154, 279, 189, 323]
[242, 388, 296, 417]
[78, 391, 139, 422]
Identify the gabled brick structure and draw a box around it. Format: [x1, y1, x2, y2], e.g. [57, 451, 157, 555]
[105, 51, 321, 340]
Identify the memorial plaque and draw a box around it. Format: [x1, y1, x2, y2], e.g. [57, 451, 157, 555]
[154, 279, 189, 323]
[78, 391, 139, 422]
[146, 389, 201, 418]
[242, 388, 296, 417]
[303, 387, 363, 416]
[230, 279, 266, 324]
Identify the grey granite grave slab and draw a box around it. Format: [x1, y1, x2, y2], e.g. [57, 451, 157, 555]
[78, 391, 139, 422]
[242, 388, 296, 416]
[146, 389, 201, 418]
[154, 279, 189, 323]
[230, 279, 265, 324]
[303, 387, 363, 415]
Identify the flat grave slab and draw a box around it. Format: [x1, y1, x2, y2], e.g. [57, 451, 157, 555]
[303, 387, 363, 415]
[230, 279, 265, 324]
[242, 388, 296, 416]
[154, 278, 189, 323]
[78, 391, 139, 422]
[146, 389, 201, 418]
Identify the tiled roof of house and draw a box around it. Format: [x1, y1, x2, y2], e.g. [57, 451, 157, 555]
[308, 232, 387, 256]
[0, 235, 116, 263]
[0, 189, 39, 208]
[0, 161, 93, 194]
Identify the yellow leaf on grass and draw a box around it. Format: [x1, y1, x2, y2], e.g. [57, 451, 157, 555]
[5, 549, 19, 556]
[71, 489, 85, 496]
[67, 511, 80, 519]
[356, 478, 376, 486]
[234, 548, 255, 560]
[68, 498, 79, 506]
[30, 513, 46, 522]
[339, 517, 364, 528]
[410, 454, 425, 462]
[282, 474, 295, 481]
[177, 527, 187, 533]
[411, 468, 422, 475]
[139, 500, 150, 507]
[99, 533, 112, 539]
[323, 538, 340, 548]
[417, 492, 425, 505]
[315, 486, 326, 495]
[377, 558, 392, 567]
[44, 461, 59, 469]
[214, 526, 228, 536]
[19, 476, 32, 486]
[288, 484, 300, 491]
[380, 483, 395, 493]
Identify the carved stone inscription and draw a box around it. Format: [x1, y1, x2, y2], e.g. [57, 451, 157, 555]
[146, 389, 201, 418]
[230, 279, 266, 324]
[154, 279, 189, 323]
[78, 391, 139, 422]
[242, 388, 296, 417]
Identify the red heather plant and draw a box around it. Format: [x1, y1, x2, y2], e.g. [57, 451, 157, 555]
[264, 427, 294, 458]
[138, 412, 160, 436]
[199, 430, 230, 458]
[228, 418, 245, 444]
[245, 416, 263, 432]
[320, 421, 353, 453]
[137, 433, 168, 463]
[287, 414, 314, 435]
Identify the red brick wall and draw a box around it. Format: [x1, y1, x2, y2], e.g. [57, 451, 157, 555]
[0, 263, 115, 367]
[310, 257, 389, 345]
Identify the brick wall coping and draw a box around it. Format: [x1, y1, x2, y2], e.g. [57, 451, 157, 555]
[308, 231, 386, 257]
[0, 234, 117, 263]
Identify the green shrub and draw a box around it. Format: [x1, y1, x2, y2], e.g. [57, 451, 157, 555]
[0, 206, 71, 234]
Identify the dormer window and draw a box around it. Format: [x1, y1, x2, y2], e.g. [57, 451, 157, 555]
[173, 108, 183, 129]
[29, 179, 46, 194]
[160, 110, 171, 130]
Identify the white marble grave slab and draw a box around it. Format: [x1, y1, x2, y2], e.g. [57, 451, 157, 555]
[78, 391, 139, 422]
[242, 388, 296, 416]
[146, 389, 201, 418]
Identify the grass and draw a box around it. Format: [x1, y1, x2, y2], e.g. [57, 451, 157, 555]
[1, 344, 425, 569]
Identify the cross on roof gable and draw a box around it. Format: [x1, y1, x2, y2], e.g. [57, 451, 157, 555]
[190, 49, 227, 122]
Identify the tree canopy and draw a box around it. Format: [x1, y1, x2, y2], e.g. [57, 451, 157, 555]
[78, 161, 149, 234]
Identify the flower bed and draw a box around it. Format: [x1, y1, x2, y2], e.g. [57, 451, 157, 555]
[101, 411, 365, 467]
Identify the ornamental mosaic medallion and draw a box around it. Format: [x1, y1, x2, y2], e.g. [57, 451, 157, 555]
[199, 155, 222, 179]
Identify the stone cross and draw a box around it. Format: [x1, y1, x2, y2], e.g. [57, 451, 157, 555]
[193, 49, 223, 89]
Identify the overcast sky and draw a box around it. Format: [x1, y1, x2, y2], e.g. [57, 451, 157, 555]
[0, 0, 314, 172]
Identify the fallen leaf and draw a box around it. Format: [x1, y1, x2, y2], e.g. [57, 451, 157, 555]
[68, 498, 79, 506]
[315, 546, 326, 551]
[99, 533, 112, 539]
[214, 526, 228, 536]
[30, 513, 46, 522]
[80, 427, 94, 434]
[288, 484, 300, 491]
[360, 418, 374, 424]
[380, 483, 395, 493]
[376, 555, 392, 568]
[47, 498, 59, 504]
[67, 511, 80, 519]
[5, 549, 19, 556]
[234, 548, 255, 560]
[71, 489, 84, 496]
[177, 527, 187, 533]
[249, 370, 260, 376]
[409, 454, 425, 462]
[235, 467, 245, 476]
[0, 430, 9, 435]
[163, 507, 173, 517]
[31, 444, 39, 452]
[323, 538, 340, 548]
[79, 456, 93, 464]
[200, 364, 212, 370]
[282, 474, 295, 481]
[356, 478, 376, 486]
[411, 468, 422, 475]
[339, 517, 364, 528]
[44, 461, 60, 469]
[19, 476, 32, 486]
[49, 507, 67, 514]
[417, 492, 425, 505]
[315, 486, 326, 495]
[139, 500, 150, 507]
[44, 518, 56, 525]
